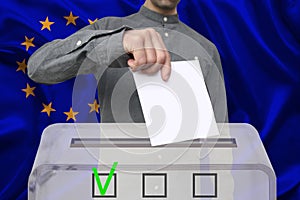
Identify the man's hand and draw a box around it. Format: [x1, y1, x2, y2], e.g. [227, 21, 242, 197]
[123, 28, 171, 81]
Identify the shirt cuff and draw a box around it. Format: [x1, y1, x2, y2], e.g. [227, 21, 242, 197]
[106, 29, 128, 66]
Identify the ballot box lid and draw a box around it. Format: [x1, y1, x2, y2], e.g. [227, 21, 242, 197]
[30, 123, 274, 173]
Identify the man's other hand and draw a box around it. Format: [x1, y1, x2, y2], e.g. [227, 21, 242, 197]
[123, 28, 171, 81]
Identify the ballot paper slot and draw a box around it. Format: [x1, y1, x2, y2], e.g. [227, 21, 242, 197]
[70, 138, 237, 148]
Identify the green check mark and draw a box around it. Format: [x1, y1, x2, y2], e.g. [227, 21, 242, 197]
[92, 162, 118, 196]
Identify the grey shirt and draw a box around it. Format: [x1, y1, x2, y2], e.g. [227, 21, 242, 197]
[28, 6, 227, 123]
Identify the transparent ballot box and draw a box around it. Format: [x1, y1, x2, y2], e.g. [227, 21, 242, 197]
[28, 123, 276, 199]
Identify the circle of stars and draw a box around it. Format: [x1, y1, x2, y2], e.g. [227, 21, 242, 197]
[19, 11, 100, 121]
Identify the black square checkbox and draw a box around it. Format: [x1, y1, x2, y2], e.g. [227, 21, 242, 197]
[92, 173, 117, 198]
[142, 173, 167, 198]
[193, 173, 217, 198]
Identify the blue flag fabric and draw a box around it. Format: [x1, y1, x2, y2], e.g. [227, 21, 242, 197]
[0, 0, 299, 199]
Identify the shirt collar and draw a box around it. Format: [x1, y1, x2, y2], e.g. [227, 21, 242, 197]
[139, 6, 179, 24]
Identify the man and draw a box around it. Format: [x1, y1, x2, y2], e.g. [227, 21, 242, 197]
[28, 0, 227, 123]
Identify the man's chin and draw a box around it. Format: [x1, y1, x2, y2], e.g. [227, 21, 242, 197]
[151, 0, 180, 11]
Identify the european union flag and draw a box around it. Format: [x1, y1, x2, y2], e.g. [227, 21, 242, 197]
[0, 0, 299, 199]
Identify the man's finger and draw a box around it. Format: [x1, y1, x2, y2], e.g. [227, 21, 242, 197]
[143, 31, 157, 65]
[161, 61, 171, 81]
[128, 49, 147, 70]
[141, 63, 162, 74]
[153, 32, 171, 81]
[151, 32, 166, 63]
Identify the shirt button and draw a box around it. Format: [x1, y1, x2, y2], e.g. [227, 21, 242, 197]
[163, 17, 168, 22]
[164, 32, 169, 37]
[76, 40, 82, 46]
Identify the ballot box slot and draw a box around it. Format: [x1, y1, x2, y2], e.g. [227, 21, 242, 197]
[70, 138, 237, 148]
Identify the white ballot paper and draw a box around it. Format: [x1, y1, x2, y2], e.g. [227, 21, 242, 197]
[132, 60, 220, 146]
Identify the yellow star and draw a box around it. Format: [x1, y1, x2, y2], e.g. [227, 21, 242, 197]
[21, 36, 35, 51]
[41, 102, 56, 117]
[16, 59, 27, 73]
[88, 18, 98, 25]
[40, 16, 55, 31]
[64, 107, 79, 121]
[21, 83, 36, 98]
[64, 11, 79, 26]
[88, 99, 100, 113]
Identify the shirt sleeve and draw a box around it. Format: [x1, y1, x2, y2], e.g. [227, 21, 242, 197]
[27, 19, 130, 84]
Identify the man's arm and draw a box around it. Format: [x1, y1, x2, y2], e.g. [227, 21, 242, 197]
[27, 19, 171, 84]
[27, 20, 129, 84]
